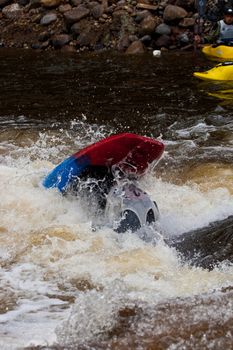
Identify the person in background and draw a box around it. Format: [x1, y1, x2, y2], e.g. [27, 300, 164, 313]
[194, 6, 233, 45]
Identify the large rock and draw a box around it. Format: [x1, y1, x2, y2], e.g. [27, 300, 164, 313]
[40, 0, 62, 8]
[2, 3, 22, 18]
[168, 215, 233, 269]
[163, 4, 187, 22]
[125, 40, 144, 54]
[155, 23, 171, 35]
[64, 6, 90, 25]
[40, 12, 57, 25]
[139, 15, 157, 36]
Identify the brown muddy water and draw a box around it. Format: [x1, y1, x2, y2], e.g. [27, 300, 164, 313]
[0, 49, 233, 350]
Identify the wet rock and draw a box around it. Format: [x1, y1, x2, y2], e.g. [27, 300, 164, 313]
[51, 34, 70, 48]
[125, 40, 144, 54]
[155, 34, 172, 48]
[139, 15, 157, 36]
[40, 12, 57, 25]
[40, 0, 62, 8]
[58, 4, 72, 13]
[155, 23, 171, 36]
[64, 5, 90, 25]
[2, 3, 22, 18]
[168, 215, 233, 270]
[163, 4, 187, 22]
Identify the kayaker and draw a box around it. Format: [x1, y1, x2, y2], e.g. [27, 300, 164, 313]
[194, 6, 233, 46]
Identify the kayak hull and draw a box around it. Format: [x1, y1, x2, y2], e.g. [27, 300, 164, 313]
[202, 45, 233, 62]
[193, 62, 233, 81]
[43, 133, 164, 192]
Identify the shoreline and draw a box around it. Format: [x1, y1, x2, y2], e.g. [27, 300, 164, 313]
[0, 0, 203, 54]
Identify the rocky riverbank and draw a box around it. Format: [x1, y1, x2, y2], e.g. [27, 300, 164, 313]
[0, 0, 202, 53]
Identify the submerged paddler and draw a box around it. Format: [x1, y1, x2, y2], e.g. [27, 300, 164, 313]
[194, 6, 233, 46]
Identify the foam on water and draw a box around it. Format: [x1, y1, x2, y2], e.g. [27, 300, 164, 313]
[1, 120, 233, 348]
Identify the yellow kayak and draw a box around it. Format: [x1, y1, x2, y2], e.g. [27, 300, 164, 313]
[202, 45, 233, 62]
[193, 62, 233, 81]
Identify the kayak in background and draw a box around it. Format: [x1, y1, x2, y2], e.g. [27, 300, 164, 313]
[193, 62, 233, 81]
[202, 44, 233, 62]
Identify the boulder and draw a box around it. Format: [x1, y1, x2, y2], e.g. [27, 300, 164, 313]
[64, 6, 90, 25]
[2, 3, 22, 18]
[163, 4, 187, 22]
[155, 23, 171, 35]
[139, 15, 157, 35]
[40, 12, 57, 25]
[125, 40, 144, 54]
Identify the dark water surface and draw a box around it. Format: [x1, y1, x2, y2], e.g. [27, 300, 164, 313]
[0, 49, 229, 130]
[0, 49, 233, 350]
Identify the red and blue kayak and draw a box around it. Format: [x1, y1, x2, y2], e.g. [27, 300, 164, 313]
[43, 133, 164, 192]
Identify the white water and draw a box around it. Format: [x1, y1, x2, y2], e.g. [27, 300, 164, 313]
[1, 120, 233, 349]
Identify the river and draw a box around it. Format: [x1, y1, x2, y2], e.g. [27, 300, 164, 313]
[0, 49, 233, 349]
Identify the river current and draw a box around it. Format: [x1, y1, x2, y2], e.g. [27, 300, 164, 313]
[0, 49, 233, 349]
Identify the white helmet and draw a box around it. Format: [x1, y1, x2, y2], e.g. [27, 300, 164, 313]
[104, 180, 159, 236]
